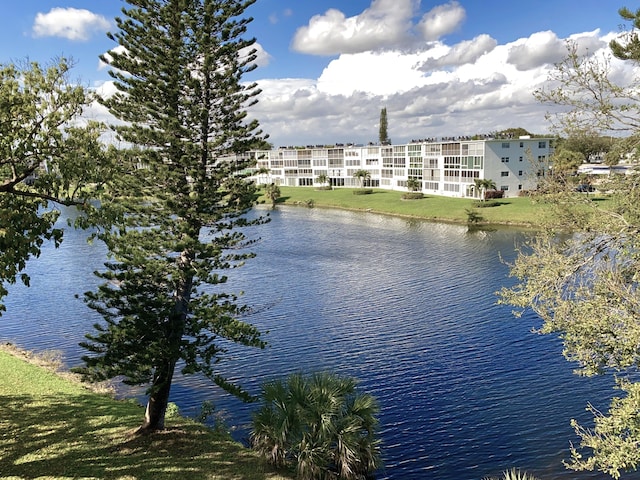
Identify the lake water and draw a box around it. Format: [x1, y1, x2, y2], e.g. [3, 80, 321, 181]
[1, 205, 632, 479]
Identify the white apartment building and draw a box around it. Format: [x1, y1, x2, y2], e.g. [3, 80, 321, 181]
[239, 137, 552, 199]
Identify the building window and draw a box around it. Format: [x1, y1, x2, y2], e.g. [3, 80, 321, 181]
[423, 169, 440, 181]
[519, 156, 523, 162]
[501, 171, 509, 177]
[518, 170, 523, 176]
[393, 158, 406, 167]
[502, 142, 510, 148]
[500, 185, 509, 191]
[538, 141, 546, 148]
[518, 184, 523, 190]
[444, 156, 461, 168]
[501, 157, 509, 163]
[442, 143, 461, 155]
[393, 145, 406, 154]
[519, 142, 524, 148]
[313, 149, 328, 158]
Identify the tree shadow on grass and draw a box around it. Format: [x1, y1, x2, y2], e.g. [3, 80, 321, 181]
[0, 393, 289, 479]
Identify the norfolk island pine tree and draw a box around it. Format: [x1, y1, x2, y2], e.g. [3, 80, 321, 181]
[73, 0, 270, 433]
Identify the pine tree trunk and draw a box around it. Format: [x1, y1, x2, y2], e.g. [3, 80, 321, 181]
[137, 361, 176, 434]
[136, 264, 192, 434]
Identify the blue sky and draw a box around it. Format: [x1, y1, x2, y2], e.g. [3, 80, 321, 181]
[0, 1, 630, 146]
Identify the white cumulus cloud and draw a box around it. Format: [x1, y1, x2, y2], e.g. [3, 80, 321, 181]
[33, 8, 110, 41]
[507, 29, 607, 71]
[291, 0, 416, 55]
[507, 31, 568, 71]
[418, 34, 497, 70]
[317, 50, 434, 96]
[417, 1, 465, 41]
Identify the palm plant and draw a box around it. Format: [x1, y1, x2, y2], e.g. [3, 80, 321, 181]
[315, 173, 329, 187]
[474, 178, 497, 201]
[483, 468, 541, 480]
[257, 166, 270, 185]
[406, 177, 421, 192]
[250, 372, 381, 480]
[353, 169, 371, 189]
[264, 182, 281, 208]
[250, 377, 302, 468]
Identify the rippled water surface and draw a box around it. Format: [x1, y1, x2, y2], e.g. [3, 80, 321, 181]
[2, 205, 633, 479]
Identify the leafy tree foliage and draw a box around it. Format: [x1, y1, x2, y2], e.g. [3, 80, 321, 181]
[248, 138, 273, 150]
[250, 372, 381, 480]
[610, 7, 640, 60]
[495, 127, 531, 138]
[557, 134, 613, 164]
[500, 8, 640, 478]
[549, 147, 584, 176]
[74, 0, 268, 433]
[0, 58, 110, 313]
[378, 107, 389, 145]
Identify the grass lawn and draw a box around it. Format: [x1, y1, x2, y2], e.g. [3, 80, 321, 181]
[0, 346, 291, 480]
[259, 186, 611, 227]
[259, 186, 548, 226]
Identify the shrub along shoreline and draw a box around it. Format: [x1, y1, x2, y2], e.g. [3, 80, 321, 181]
[0, 344, 291, 480]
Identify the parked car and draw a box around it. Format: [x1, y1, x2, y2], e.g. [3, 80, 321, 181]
[575, 184, 595, 193]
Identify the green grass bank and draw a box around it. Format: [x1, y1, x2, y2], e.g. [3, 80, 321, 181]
[259, 186, 554, 227]
[0, 346, 291, 480]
